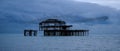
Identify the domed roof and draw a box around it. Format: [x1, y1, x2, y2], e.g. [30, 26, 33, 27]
[39, 19, 66, 25]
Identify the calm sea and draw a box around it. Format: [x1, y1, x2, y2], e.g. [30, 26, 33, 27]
[0, 34, 120, 51]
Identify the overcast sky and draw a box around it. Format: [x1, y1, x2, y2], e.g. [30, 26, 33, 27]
[0, 0, 120, 34]
[75, 0, 120, 10]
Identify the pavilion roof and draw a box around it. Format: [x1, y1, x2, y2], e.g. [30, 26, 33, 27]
[39, 19, 66, 24]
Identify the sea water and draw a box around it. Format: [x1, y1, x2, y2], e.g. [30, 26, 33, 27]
[0, 34, 120, 51]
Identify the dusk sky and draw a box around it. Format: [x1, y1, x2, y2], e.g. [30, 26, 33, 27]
[0, 0, 120, 34]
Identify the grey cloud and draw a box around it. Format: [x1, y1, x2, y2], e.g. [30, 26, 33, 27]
[75, 0, 120, 9]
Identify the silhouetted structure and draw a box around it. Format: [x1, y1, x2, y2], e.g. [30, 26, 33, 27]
[24, 30, 37, 36]
[39, 19, 89, 36]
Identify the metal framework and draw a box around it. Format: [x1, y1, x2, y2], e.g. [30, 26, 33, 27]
[39, 19, 89, 36]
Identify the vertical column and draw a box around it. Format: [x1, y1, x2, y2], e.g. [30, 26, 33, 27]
[75, 32, 77, 36]
[60, 31, 63, 36]
[71, 32, 72, 36]
[71, 32, 73, 36]
[82, 32, 83, 36]
[56, 31, 58, 36]
[79, 32, 81, 36]
[34, 31, 37, 36]
[84, 32, 86, 36]
[50, 31, 52, 36]
[52, 31, 54, 36]
[77, 32, 79, 36]
[47, 31, 49, 36]
[77, 31, 79, 36]
[29, 30, 32, 36]
[69, 32, 71, 36]
[24, 30, 27, 36]
[39, 25, 41, 31]
[55, 31, 56, 36]
[74, 32, 76, 36]
[48, 31, 50, 36]
[44, 31, 46, 36]
[75, 31, 77, 36]
[55, 31, 57, 36]
[78, 32, 80, 36]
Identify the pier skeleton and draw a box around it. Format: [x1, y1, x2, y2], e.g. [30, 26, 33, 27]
[39, 19, 89, 36]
